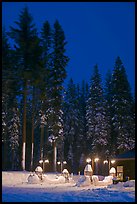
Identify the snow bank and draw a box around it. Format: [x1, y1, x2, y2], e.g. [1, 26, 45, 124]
[2, 171, 30, 186]
[76, 176, 91, 187]
[2, 171, 135, 202]
[27, 173, 40, 184]
[108, 180, 135, 189]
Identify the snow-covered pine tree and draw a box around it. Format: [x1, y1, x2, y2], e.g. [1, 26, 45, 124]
[111, 56, 135, 154]
[9, 6, 38, 170]
[47, 20, 69, 171]
[63, 79, 78, 172]
[8, 103, 20, 170]
[104, 69, 114, 157]
[76, 81, 89, 170]
[86, 64, 110, 158]
[2, 28, 11, 170]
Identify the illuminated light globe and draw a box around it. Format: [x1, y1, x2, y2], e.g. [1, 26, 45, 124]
[86, 158, 91, 163]
[44, 159, 49, 163]
[111, 160, 115, 164]
[94, 158, 99, 162]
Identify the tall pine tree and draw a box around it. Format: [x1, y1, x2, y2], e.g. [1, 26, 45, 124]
[86, 65, 110, 159]
[111, 56, 135, 154]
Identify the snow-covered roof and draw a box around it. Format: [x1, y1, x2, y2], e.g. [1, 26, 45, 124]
[114, 149, 135, 160]
[84, 164, 93, 172]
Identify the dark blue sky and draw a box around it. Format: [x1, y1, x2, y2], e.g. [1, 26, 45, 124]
[2, 2, 135, 94]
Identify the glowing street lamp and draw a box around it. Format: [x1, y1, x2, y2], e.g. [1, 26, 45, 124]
[39, 159, 49, 172]
[86, 158, 91, 163]
[57, 161, 67, 172]
[45, 159, 49, 163]
[94, 158, 99, 162]
[111, 160, 115, 164]
[39, 160, 43, 164]
[103, 160, 108, 164]
[94, 158, 99, 174]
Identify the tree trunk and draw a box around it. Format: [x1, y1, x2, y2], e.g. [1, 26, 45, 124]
[53, 141, 57, 172]
[22, 80, 27, 170]
[3, 141, 8, 170]
[12, 150, 15, 170]
[40, 124, 44, 160]
[92, 159, 94, 174]
[30, 86, 35, 171]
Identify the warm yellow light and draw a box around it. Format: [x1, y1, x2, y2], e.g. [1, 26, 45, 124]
[57, 161, 61, 165]
[94, 158, 99, 162]
[86, 158, 91, 163]
[111, 160, 115, 164]
[63, 161, 67, 164]
[103, 160, 108, 164]
[44, 159, 49, 163]
[39, 160, 43, 164]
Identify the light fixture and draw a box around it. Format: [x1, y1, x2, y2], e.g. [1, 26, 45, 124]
[57, 161, 61, 165]
[86, 158, 91, 163]
[103, 160, 108, 164]
[39, 160, 43, 164]
[63, 161, 67, 164]
[94, 158, 99, 162]
[44, 159, 49, 163]
[111, 160, 115, 164]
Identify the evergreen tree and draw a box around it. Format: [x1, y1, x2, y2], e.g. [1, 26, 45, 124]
[47, 20, 69, 171]
[8, 104, 20, 170]
[9, 6, 38, 170]
[86, 65, 110, 159]
[2, 28, 20, 170]
[63, 79, 80, 173]
[111, 56, 135, 154]
[104, 69, 114, 156]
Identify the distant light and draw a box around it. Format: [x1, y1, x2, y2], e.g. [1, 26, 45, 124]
[86, 158, 91, 163]
[103, 160, 108, 164]
[57, 161, 61, 165]
[44, 159, 49, 163]
[39, 160, 43, 164]
[63, 161, 67, 164]
[111, 160, 115, 164]
[94, 158, 99, 162]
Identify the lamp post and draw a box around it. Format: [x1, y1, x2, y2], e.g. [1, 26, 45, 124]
[86, 158, 91, 164]
[103, 160, 109, 175]
[39, 159, 49, 173]
[57, 161, 67, 172]
[94, 157, 99, 175]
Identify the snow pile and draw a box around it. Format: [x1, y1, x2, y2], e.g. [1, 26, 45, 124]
[28, 173, 40, 184]
[76, 176, 91, 187]
[2, 171, 135, 202]
[62, 169, 69, 174]
[123, 180, 135, 187]
[92, 175, 113, 186]
[35, 166, 43, 173]
[109, 167, 116, 174]
[84, 164, 93, 172]
[2, 171, 30, 185]
[108, 180, 135, 189]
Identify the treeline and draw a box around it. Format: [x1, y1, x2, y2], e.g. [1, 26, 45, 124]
[2, 7, 135, 173]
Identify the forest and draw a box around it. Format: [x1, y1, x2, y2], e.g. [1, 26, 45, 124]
[2, 7, 135, 174]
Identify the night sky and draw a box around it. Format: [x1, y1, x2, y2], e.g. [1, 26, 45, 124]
[2, 2, 135, 94]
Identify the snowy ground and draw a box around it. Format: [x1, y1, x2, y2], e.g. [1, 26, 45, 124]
[2, 171, 135, 202]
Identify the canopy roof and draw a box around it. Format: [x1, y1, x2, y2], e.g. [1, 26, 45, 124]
[115, 148, 135, 160]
